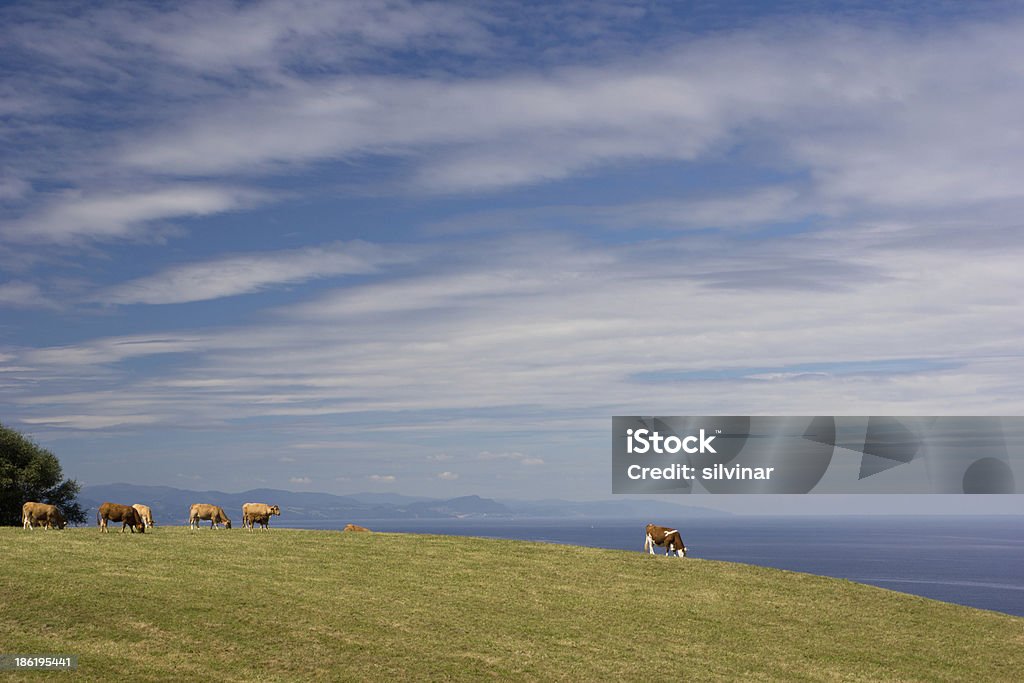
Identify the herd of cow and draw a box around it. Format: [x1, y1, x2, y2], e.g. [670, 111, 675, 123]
[20, 501, 282, 533]
[20, 502, 689, 557]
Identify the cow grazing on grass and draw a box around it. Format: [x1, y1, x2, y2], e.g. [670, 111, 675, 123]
[343, 524, 371, 533]
[98, 502, 146, 533]
[242, 503, 280, 531]
[132, 504, 154, 529]
[189, 504, 231, 530]
[22, 502, 67, 530]
[645, 523, 687, 557]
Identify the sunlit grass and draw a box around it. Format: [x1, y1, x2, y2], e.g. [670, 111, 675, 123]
[1, 527, 1021, 681]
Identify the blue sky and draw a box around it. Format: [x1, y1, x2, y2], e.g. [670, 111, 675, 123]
[2, 1, 1023, 512]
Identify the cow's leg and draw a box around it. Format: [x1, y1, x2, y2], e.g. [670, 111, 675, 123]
[24, 515, 31, 531]
[646, 534, 655, 555]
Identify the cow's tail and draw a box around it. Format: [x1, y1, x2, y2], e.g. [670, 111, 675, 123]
[96, 509, 100, 527]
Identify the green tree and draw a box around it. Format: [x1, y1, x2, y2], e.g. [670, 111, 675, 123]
[0, 422, 85, 526]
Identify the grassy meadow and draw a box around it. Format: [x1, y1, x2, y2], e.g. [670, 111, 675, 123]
[1, 526, 1022, 681]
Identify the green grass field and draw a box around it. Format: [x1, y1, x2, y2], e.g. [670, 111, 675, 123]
[1, 527, 1021, 681]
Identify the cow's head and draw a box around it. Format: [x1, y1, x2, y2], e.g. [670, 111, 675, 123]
[270, 505, 281, 516]
[224, 519, 232, 529]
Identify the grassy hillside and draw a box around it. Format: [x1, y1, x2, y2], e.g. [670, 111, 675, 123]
[1, 527, 1021, 682]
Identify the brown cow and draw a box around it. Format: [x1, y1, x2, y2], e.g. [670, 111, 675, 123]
[132, 504, 155, 529]
[22, 502, 67, 530]
[98, 502, 146, 533]
[241, 503, 280, 532]
[189, 503, 231, 530]
[343, 524, 371, 533]
[645, 523, 687, 557]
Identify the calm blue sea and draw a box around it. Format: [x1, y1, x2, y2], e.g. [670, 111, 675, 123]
[283, 516, 1024, 617]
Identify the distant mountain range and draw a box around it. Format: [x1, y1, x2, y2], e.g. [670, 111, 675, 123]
[78, 483, 729, 526]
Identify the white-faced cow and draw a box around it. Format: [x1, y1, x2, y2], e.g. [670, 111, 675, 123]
[645, 523, 687, 557]
[189, 503, 231, 530]
[22, 502, 67, 530]
[241, 503, 280, 532]
[98, 502, 146, 533]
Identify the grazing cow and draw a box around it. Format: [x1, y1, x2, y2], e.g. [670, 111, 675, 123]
[98, 502, 146, 534]
[132, 504, 155, 529]
[645, 523, 687, 557]
[189, 503, 232, 530]
[22, 502, 67, 530]
[241, 503, 280, 531]
[343, 524, 371, 533]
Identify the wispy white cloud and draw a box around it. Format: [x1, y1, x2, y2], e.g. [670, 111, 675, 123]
[437, 471, 459, 480]
[478, 451, 545, 466]
[3, 186, 259, 244]
[99, 19, 1024, 209]
[99, 241, 408, 305]
[3, 8, 1023, 254]
[8, 226, 1024, 431]
[606, 188, 809, 231]
[368, 474, 395, 483]
[18, 414, 162, 430]
[22, 334, 207, 367]
[0, 281, 59, 310]
[478, 451, 525, 461]
[5, 0, 491, 77]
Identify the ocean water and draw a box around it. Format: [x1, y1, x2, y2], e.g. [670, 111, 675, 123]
[283, 516, 1024, 617]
